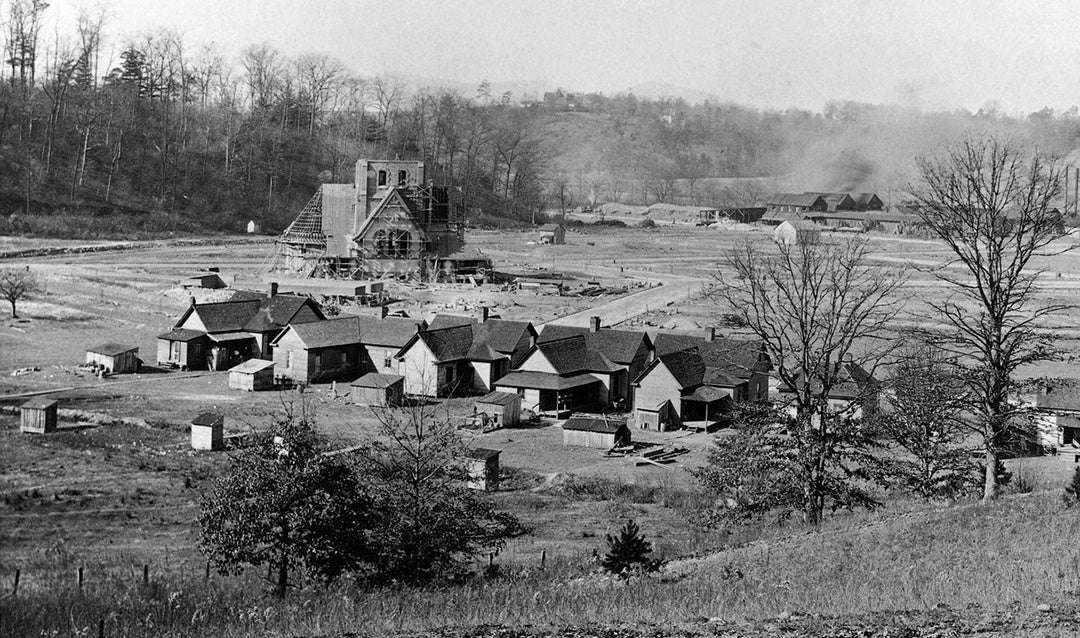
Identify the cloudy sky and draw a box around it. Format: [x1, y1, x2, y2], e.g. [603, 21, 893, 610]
[51, 0, 1080, 113]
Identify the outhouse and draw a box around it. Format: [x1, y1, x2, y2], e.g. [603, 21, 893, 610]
[191, 412, 224, 451]
[20, 398, 58, 434]
[228, 359, 276, 391]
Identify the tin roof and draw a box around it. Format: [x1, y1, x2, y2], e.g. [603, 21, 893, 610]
[86, 343, 138, 356]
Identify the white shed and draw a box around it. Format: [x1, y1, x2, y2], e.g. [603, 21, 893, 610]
[773, 219, 821, 245]
[228, 359, 276, 391]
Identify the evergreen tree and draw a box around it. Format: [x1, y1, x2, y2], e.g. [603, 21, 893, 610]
[601, 519, 659, 576]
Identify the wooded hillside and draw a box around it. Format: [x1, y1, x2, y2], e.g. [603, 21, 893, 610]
[3, 3, 1080, 238]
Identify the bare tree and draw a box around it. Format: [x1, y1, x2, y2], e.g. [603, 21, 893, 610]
[908, 136, 1067, 501]
[240, 43, 282, 111]
[0, 268, 40, 318]
[704, 237, 905, 524]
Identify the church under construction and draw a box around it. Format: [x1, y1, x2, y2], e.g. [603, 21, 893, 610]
[266, 159, 492, 282]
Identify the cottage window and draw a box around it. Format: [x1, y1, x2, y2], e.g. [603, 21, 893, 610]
[397, 170, 408, 186]
[383, 353, 393, 369]
[286, 351, 293, 369]
[377, 170, 387, 186]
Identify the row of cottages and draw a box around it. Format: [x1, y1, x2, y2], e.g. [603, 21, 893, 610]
[395, 314, 537, 397]
[633, 330, 771, 431]
[271, 314, 426, 383]
[157, 292, 324, 370]
[495, 317, 651, 414]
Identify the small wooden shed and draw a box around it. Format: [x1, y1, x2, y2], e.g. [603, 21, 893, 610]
[351, 372, 405, 407]
[539, 223, 566, 245]
[773, 219, 821, 246]
[191, 412, 224, 451]
[228, 358, 276, 391]
[20, 398, 58, 434]
[475, 390, 522, 428]
[465, 448, 500, 491]
[85, 343, 140, 374]
[562, 415, 631, 449]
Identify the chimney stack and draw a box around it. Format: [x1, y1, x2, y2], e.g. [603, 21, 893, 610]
[189, 296, 196, 308]
[481, 306, 490, 322]
[380, 305, 389, 319]
[269, 282, 278, 297]
[589, 316, 601, 333]
[706, 326, 716, 342]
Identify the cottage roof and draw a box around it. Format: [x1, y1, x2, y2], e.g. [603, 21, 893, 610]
[284, 316, 361, 349]
[87, 342, 138, 356]
[1032, 379, 1080, 412]
[229, 359, 275, 374]
[496, 370, 601, 391]
[157, 328, 206, 342]
[189, 299, 262, 332]
[192, 412, 224, 426]
[475, 320, 534, 359]
[208, 332, 256, 343]
[806, 192, 857, 212]
[653, 332, 707, 357]
[533, 335, 621, 374]
[22, 398, 57, 409]
[428, 314, 475, 330]
[684, 386, 734, 403]
[418, 325, 475, 362]
[476, 390, 520, 406]
[779, 362, 878, 400]
[563, 415, 627, 434]
[467, 447, 501, 461]
[539, 223, 563, 232]
[351, 372, 404, 388]
[538, 325, 649, 365]
[357, 315, 426, 347]
[641, 338, 765, 389]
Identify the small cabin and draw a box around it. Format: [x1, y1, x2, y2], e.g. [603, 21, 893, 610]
[228, 359, 276, 391]
[474, 390, 521, 428]
[20, 398, 58, 434]
[191, 412, 224, 451]
[562, 415, 631, 449]
[350, 372, 405, 407]
[85, 343, 140, 374]
[465, 448, 500, 491]
[538, 223, 566, 245]
[773, 219, 821, 246]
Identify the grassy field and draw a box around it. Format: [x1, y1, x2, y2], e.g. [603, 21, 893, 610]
[4, 225, 1080, 636]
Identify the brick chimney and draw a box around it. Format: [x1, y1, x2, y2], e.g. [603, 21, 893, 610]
[705, 326, 716, 342]
[589, 316, 601, 333]
[189, 296, 196, 308]
[380, 305, 389, 319]
[481, 306, 490, 322]
[269, 282, 278, 297]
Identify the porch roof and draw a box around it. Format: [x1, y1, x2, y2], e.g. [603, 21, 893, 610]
[495, 371, 600, 391]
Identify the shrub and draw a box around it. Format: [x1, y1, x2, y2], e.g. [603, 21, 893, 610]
[1063, 467, 1080, 506]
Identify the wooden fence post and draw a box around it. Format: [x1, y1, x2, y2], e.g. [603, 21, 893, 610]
[540, 549, 546, 569]
[205, 560, 211, 581]
[142, 564, 149, 585]
[12, 568, 20, 596]
[77, 566, 84, 591]
[97, 618, 105, 638]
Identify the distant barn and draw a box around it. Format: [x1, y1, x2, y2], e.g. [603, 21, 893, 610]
[85, 343, 140, 374]
[20, 398, 58, 434]
[228, 359, 276, 391]
[562, 415, 631, 449]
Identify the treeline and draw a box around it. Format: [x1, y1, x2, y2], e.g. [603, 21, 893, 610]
[3, 2, 1080, 238]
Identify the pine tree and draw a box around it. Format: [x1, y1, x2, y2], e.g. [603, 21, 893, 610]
[601, 519, 659, 576]
[1064, 467, 1080, 506]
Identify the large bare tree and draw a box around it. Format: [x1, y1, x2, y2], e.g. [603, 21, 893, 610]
[908, 136, 1067, 501]
[702, 237, 905, 524]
